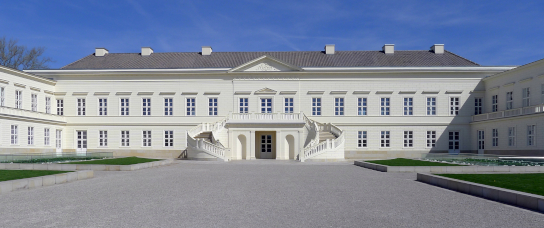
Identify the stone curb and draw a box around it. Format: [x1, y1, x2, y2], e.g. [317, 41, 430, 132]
[354, 160, 544, 173]
[0, 170, 94, 195]
[0, 159, 173, 172]
[417, 173, 544, 213]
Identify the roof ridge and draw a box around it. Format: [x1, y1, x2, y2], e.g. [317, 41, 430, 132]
[444, 50, 480, 66]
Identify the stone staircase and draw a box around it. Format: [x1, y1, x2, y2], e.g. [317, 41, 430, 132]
[194, 132, 212, 143]
[319, 131, 337, 143]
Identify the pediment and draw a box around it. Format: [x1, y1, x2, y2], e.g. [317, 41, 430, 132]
[254, 87, 277, 94]
[228, 55, 303, 72]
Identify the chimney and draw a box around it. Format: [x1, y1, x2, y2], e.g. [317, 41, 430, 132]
[201, 46, 212, 55]
[431, 44, 444, 54]
[141, 47, 153, 56]
[95, 48, 109, 57]
[325, 44, 335, 55]
[382, 44, 394, 54]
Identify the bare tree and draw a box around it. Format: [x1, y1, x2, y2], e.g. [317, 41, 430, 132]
[0, 36, 53, 70]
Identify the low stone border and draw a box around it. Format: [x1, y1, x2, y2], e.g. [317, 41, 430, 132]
[354, 160, 544, 173]
[0, 159, 173, 171]
[417, 173, 544, 213]
[0, 170, 94, 195]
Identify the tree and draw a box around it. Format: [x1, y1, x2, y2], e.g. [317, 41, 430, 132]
[0, 36, 53, 70]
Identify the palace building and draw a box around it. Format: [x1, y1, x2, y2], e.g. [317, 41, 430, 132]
[1, 44, 542, 161]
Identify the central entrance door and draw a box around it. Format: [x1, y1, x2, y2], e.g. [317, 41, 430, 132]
[260, 134, 273, 159]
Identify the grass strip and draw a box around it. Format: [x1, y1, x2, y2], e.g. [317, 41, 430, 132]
[438, 173, 544, 197]
[0, 170, 71, 182]
[66, 157, 160, 165]
[365, 158, 464, 166]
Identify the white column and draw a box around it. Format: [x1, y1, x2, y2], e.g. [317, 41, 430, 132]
[250, 130, 256, 159]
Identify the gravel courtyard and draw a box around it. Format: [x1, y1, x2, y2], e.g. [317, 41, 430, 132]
[0, 160, 542, 227]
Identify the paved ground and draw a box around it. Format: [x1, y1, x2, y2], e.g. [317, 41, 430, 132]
[0, 160, 542, 227]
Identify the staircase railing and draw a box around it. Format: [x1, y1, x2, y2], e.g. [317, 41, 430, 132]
[301, 123, 345, 162]
[186, 117, 229, 161]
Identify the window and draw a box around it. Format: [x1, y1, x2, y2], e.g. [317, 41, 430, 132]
[403, 98, 413, 116]
[426, 131, 436, 148]
[427, 97, 436, 115]
[527, 125, 535, 146]
[121, 130, 130, 147]
[186, 98, 196, 116]
[143, 130, 152, 147]
[27, 127, 34, 145]
[239, 98, 248, 113]
[164, 130, 174, 147]
[474, 98, 482, 115]
[284, 98, 294, 113]
[10, 125, 18, 145]
[358, 98, 367, 116]
[31, 94, 37, 111]
[209, 98, 218, 116]
[380, 131, 390, 147]
[506, 92, 513, 110]
[450, 97, 460, 116]
[334, 98, 344, 115]
[141, 98, 151, 116]
[120, 98, 129, 116]
[44, 128, 50, 146]
[508, 127, 516, 147]
[56, 99, 64, 115]
[492, 129, 498, 147]
[312, 98, 321, 116]
[260, 98, 272, 113]
[45, 97, 51, 114]
[99, 130, 108, 147]
[164, 98, 173, 116]
[541, 84, 544, 104]
[77, 98, 86, 116]
[357, 131, 367, 148]
[522, 87, 530, 107]
[0, 87, 4, 106]
[492, 95, 498, 112]
[403, 131, 413, 147]
[99, 98, 108, 116]
[477, 130, 485, 150]
[380, 98, 390, 116]
[15, 90, 22, 109]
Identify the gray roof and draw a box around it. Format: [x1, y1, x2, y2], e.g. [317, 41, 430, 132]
[61, 50, 479, 69]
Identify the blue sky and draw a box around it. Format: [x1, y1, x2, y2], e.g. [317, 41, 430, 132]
[1, 0, 543, 68]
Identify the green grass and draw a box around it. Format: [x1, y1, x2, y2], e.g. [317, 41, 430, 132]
[0, 170, 71, 182]
[365, 158, 465, 166]
[438, 173, 544, 196]
[66, 157, 160, 165]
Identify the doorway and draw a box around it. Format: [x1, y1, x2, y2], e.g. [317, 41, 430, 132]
[255, 131, 276, 159]
[76, 130, 87, 155]
[448, 131, 460, 154]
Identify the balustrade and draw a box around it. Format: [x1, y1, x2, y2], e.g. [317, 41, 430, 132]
[472, 104, 544, 122]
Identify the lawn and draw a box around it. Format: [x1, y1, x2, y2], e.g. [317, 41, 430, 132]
[439, 173, 544, 197]
[0, 170, 71, 182]
[365, 158, 464, 166]
[66, 157, 160, 165]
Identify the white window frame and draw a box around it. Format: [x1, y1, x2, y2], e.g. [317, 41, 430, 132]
[284, 97, 294, 114]
[15, 90, 22, 109]
[522, 87, 530, 107]
[403, 131, 413, 148]
[77, 98, 86, 116]
[99, 130, 108, 147]
[186, 97, 196, 116]
[164, 98, 173, 116]
[426, 131, 436, 148]
[403, 97, 413, 116]
[239, 98, 249, 113]
[357, 131, 367, 148]
[527, 125, 536, 146]
[56, 99, 64, 115]
[541, 84, 544, 104]
[45, 97, 51, 114]
[426, 97, 436, 116]
[506, 92, 513, 110]
[142, 130, 152, 147]
[0, 86, 4, 107]
[120, 98, 130, 116]
[334, 97, 344, 116]
[508, 127, 516, 147]
[164, 130, 174, 147]
[357, 97, 367, 116]
[142, 98, 151, 116]
[449, 97, 460, 116]
[311, 97, 321, 116]
[492, 129, 498, 147]
[98, 98, 108, 116]
[491, 95, 498, 112]
[120, 130, 130, 147]
[380, 97, 390, 116]
[11, 125, 18, 145]
[31, 93, 37, 112]
[474, 97, 483, 115]
[380, 131, 390, 148]
[28, 126, 34, 145]
[208, 97, 218, 116]
[260, 97, 273, 114]
[44, 128, 50, 146]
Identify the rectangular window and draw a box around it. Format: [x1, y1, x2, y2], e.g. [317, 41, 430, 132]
[56, 99, 64, 115]
[506, 92, 513, 110]
[141, 98, 151, 116]
[474, 98, 482, 115]
[15, 90, 22, 109]
[121, 130, 130, 147]
[312, 98, 321, 116]
[0, 87, 4, 106]
[98, 98, 107, 116]
[357, 131, 367, 148]
[209, 98, 218, 116]
[527, 125, 536, 146]
[164, 98, 173, 116]
[31, 94, 37, 111]
[508, 127, 516, 147]
[450, 97, 460, 116]
[403, 98, 413, 116]
[403, 131, 413, 147]
[334, 97, 344, 116]
[77, 98, 86, 116]
[44, 128, 50, 146]
[358, 98, 367, 116]
[99, 130, 108, 147]
[164, 130, 174, 147]
[143, 130, 152, 147]
[260, 98, 272, 113]
[492, 129, 498, 147]
[284, 98, 294, 113]
[45, 97, 51, 114]
[492, 95, 498, 112]
[522, 87, 530, 107]
[239, 98, 248, 113]
[426, 131, 436, 148]
[380, 131, 390, 148]
[541, 84, 544, 104]
[380, 98, 390, 115]
[11, 125, 18, 145]
[186, 98, 196, 116]
[27, 127, 34, 145]
[478, 130, 485, 150]
[120, 98, 129, 116]
[427, 97, 436, 115]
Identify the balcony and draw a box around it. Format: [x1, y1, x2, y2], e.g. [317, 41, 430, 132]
[226, 112, 306, 125]
[472, 104, 544, 122]
[0, 106, 66, 123]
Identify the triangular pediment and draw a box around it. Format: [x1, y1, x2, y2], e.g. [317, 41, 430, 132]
[254, 87, 277, 94]
[228, 55, 303, 72]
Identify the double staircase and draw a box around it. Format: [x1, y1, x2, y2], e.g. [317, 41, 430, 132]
[186, 118, 230, 161]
